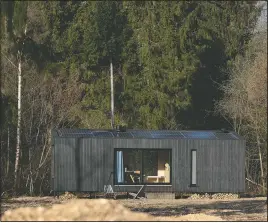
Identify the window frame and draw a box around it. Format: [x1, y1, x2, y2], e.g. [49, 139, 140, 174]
[114, 148, 172, 185]
[190, 149, 197, 187]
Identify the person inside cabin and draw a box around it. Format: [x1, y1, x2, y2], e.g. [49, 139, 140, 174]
[164, 163, 170, 183]
[124, 165, 129, 172]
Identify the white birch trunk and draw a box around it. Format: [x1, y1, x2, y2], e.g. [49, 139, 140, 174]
[14, 25, 27, 192]
[110, 59, 114, 129]
[14, 54, 22, 190]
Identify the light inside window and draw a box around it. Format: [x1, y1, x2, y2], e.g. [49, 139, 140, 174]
[115, 149, 171, 184]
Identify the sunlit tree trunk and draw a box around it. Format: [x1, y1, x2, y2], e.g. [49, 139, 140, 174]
[14, 23, 27, 193]
[14, 53, 22, 192]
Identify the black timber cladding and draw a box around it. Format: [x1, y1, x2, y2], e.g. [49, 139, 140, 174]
[52, 129, 245, 193]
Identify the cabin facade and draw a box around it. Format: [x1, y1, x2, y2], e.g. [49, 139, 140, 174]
[51, 129, 245, 195]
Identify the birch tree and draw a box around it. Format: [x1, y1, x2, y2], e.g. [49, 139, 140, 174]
[2, 1, 28, 193]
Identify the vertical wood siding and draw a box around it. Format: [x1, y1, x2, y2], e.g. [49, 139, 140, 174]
[54, 138, 77, 191]
[53, 137, 245, 193]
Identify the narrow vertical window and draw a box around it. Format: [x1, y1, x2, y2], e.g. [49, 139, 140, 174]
[116, 151, 124, 183]
[191, 150, 197, 185]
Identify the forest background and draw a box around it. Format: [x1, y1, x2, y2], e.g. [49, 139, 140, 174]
[0, 1, 267, 196]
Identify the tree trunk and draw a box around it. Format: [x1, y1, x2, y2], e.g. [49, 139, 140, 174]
[29, 146, 33, 195]
[0, 57, 2, 130]
[6, 126, 10, 175]
[110, 58, 114, 129]
[256, 133, 265, 194]
[14, 25, 27, 194]
[14, 54, 22, 193]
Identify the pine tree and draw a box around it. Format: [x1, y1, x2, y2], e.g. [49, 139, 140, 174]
[64, 1, 130, 128]
[179, 1, 261, 129]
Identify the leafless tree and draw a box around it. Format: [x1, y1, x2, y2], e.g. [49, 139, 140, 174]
[19, 62, 83, 195]
[215, 30, 267, 194]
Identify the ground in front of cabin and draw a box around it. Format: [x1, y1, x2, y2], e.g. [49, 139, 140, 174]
[1, 196, 267, 221]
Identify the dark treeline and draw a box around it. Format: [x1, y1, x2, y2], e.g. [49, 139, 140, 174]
[0, 1, 266, 195]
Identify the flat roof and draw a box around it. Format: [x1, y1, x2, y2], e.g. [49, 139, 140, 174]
[54, 129, 243, 140]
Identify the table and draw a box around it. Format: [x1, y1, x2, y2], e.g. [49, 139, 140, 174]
[146, 176, 165, 183]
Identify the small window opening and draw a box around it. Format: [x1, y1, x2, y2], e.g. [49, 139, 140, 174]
[191, 150, 197, 185]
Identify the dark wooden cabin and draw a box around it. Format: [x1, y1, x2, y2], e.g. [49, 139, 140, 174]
[51, 129, 245, 196]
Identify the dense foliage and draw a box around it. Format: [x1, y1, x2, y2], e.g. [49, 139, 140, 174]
[0, 1, 265, 195]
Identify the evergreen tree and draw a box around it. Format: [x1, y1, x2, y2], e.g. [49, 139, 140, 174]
[65, 1, 131, 128]
[125, 1, 261, 130]
[0, 0, 263, 195]
[179, 1, 261, 129]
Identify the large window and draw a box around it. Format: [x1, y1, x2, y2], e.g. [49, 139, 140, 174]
[115, 149, 171, 184]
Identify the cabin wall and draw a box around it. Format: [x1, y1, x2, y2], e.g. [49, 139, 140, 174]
[53, 138, 77, 192]
[173, 139, 245, 193]
[52, 138, 245, 193]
